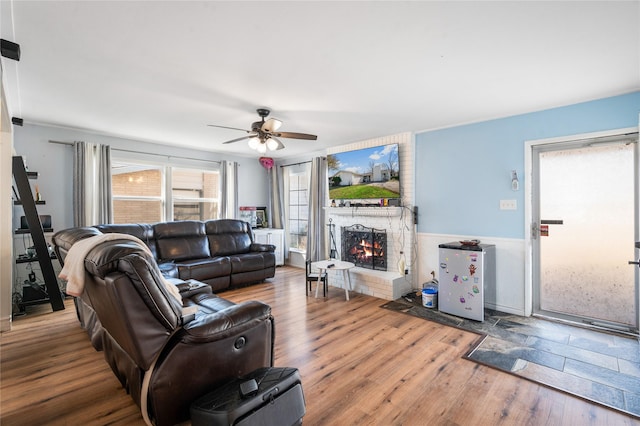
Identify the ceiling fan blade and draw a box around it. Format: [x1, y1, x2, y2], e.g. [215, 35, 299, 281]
[207, 124, 251, 133]
[274, 131, 317, 140]
[262, 118, 282, 132]
[270, 137, 285, 150]
[222, 135, 254, 144]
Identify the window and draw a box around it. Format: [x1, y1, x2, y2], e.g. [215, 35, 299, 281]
[172, 168, 219, 221]
[112, 164, 164, 223]
[112, 161, 220, 224]
[287, 168, 309, 251]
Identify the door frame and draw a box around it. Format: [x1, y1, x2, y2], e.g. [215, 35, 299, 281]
[524, 127, 640, 324]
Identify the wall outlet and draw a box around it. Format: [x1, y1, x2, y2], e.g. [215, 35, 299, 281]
[499, 199, 517, 210]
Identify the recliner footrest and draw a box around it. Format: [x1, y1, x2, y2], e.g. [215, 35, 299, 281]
[190, 367, 305, 426]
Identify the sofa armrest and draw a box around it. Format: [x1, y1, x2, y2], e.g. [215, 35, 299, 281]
[182, 300, 272, 343]
[174, 279, 211, 296]
[250, 243, 275, 253]
[158, 261, 179, 278]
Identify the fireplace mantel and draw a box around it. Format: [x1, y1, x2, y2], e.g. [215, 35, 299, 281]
[325, 206, 402, 217]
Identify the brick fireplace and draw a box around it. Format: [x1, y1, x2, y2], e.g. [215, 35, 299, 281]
[323, 131, 415, 300]
[326, 206, 413, 300]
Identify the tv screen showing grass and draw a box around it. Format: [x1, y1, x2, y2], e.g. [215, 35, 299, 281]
[327, 143, 400, 201]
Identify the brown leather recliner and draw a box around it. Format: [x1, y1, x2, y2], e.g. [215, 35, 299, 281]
[53, 220, 276, 353]
[79, 238, 274, 426]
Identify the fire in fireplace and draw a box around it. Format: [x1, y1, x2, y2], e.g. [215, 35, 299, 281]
[341, 224, 387, 270]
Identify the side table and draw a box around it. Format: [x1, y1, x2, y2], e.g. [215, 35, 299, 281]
[311, 260, 355, 301]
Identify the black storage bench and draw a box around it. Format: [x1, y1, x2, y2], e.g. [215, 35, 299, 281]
[191, 367, 306, 426]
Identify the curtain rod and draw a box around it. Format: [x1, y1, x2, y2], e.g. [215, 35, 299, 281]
[280, 160, 312, 168]
[49, 140, 221, 164]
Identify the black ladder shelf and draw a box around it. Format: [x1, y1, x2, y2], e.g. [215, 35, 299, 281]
[12, 156, 65, 312]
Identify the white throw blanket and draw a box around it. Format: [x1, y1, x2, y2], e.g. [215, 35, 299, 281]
[58, 233, 182, 306]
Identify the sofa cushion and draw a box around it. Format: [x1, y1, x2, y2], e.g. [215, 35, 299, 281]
[154, 221, 210, 261]
[230, 268, 275, 288]
[185, 292, 236, 315]
[229, 253, 275, 274]
[175, 257, 231, 282]
[205, 219, 252, 256]
[158, 261, 179, 278]
[95, 223, 158, 259]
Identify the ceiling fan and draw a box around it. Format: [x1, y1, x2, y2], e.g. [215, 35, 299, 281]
[208, 108, 317, 153]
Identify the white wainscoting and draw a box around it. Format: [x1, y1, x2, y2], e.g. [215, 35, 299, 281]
[417, 233, 526, 316]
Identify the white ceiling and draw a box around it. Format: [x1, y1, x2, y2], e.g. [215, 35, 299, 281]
[1, 1, 639, 159]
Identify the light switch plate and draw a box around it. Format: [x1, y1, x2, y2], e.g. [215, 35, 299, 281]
[500, 199, 517, 210]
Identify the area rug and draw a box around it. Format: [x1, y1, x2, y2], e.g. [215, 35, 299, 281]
[381, 297, 640, 419]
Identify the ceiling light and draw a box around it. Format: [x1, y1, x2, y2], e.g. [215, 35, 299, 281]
[248, 137, 260, 150]
[266, 138, 279, 151]
[257, 142, 267, 154]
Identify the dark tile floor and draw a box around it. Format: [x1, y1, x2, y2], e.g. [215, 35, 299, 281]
[381, 298, 640, 419]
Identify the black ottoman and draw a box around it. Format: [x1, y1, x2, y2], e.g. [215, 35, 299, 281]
[190, 367, 306, 426]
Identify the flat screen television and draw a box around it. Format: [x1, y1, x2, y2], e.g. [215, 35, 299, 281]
[327, 143, 400, 202]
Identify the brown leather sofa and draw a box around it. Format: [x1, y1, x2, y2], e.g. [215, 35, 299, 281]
[54, 235, 274, 426]
[54, 219, 276, 292]
[53, 219, 276, 348]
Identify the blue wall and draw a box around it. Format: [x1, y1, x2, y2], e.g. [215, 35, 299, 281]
[415, 92, 640, 239]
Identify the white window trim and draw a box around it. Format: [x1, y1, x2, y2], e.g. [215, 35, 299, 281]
[111, 156, 221, 223]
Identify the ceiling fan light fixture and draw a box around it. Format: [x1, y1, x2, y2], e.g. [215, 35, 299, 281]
[248, 137, 260, 150]
[209, 108, 317, 153]
[266, 138, 280, 151]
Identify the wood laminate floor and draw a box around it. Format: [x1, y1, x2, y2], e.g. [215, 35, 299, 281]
[2, 266, 638, 425]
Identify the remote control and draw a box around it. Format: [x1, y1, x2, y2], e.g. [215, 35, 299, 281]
[327, 263, 335, 268]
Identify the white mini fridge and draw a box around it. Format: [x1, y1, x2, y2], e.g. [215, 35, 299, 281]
[438, 242, 496, 321]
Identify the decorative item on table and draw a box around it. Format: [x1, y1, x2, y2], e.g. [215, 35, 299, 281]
[239, 206, 258, 228]
[255, 207, 267, 228]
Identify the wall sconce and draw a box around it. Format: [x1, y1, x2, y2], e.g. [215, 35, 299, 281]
[511, 170, 519, 191]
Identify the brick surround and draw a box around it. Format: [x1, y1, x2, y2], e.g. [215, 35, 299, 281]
[325, 132, 415, 300]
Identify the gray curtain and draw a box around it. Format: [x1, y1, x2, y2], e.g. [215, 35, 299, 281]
[73, 141, 112, 226]
[220, 160, 238, 219]
[220, 160, 228, 218]
[305, 157, 328, 262]
[267, 166, 284, 229]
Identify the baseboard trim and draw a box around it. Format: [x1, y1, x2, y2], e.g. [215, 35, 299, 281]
[485, 303, 525, 316]
[0, 315, 12, 332]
